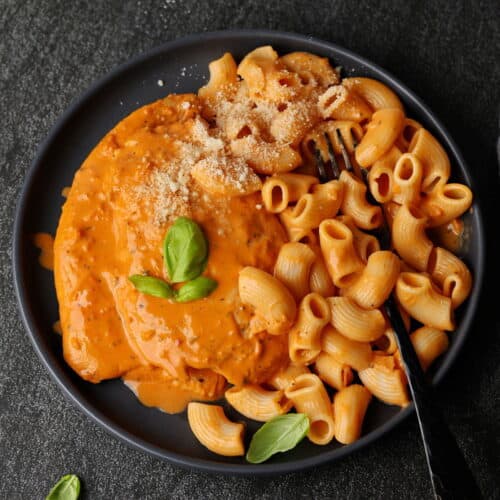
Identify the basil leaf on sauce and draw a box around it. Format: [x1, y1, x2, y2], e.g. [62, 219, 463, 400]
[246, 413, 310, 464]
[175, 276, 218, 303]
[46, 474, 81, 500]
[164, 217, 208, 283]
[128, 275, 175, 299]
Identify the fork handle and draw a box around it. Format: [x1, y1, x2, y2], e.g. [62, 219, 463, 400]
[385, 294, 482, 500]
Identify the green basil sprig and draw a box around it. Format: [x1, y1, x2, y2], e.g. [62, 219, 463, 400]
[246, 413, 310, 464]
[164, 216, 208, 283]
[128, 275, 175, 298]
[129, 217, 217, 303]
[176, 276, 218, 303]
[46, 474, 81, 500]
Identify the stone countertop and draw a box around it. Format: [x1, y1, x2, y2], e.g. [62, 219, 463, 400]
[1, 1, 499, 498]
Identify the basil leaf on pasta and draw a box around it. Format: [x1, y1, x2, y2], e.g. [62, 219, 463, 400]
[175, 276, 218, 303]
[164, 217, 208, 283]
[128, 275, 175, 299]
[46, 474, 81, 500]
[246, 413, 309, 464]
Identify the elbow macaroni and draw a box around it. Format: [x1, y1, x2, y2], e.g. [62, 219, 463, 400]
[182, 47, 474, 457]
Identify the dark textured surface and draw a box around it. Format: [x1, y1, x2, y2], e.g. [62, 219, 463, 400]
[1, 1, 499, 498]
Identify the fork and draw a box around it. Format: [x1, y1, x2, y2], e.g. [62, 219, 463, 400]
[314, 130, 482, 500]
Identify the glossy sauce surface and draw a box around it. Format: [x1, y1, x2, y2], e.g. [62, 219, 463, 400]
[54, 94, 289, 412]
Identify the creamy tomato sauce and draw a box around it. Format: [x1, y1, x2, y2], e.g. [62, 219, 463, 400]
[54, 94, 289, 412]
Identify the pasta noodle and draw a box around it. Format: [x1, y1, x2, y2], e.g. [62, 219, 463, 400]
[289, 293, 331, 364]
[333, 385, 372, 444]
[396, 272, 454, 331]
[285, 374, 335, 445]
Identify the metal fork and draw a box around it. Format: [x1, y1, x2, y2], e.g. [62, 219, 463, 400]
[315, 130, 482, 500]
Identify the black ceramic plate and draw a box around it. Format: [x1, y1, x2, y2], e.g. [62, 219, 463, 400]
[13, 30, 485, 475]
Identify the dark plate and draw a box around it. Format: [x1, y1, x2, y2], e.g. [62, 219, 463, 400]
[13, 30, 485, 475]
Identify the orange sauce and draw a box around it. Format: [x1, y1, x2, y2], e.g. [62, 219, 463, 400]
[53, 94, 289, 412]
[33, 232, 54, 270]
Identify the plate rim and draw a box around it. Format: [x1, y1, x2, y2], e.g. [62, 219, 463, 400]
[12, 28, 486, 475]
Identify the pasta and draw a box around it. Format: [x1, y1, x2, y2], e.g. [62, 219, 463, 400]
[285, 374, 335, 445]
[314, 352, 354, 391]
[333, 385, 372, 444]
[396, 272, 454, 331]
[238, 267, 297, 335]
[392, 204, 433, 271]
[52, 46, 475, 459]
[225, 385, 292, 422]
[319, 218, 364, 287]
[289, 293, 331, 364]
[187, 403, 245, 456]
[408, 128, 450, 192]
[328, 297, 386, 342]
[321, 325, 373, 371]
[274, 242, 316, 300]
[342, 250, 400, 309]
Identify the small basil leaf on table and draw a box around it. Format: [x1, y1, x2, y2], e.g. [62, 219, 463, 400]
[46, 474, 81, 500]
[128, 275, 175, 298]
[175, 276, 218, 302]
[246, 413, 310, 464]
[164, 217, 208, 283]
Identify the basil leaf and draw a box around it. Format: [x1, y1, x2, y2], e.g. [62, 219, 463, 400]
[46, 474, 80, 500]
[175, 276, 218, 303]
[128, 275, 175, 298]
[164, 217, 208, 283]
[246, 413, 309, 464]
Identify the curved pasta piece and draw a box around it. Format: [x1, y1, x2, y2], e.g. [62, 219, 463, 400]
[238, 267, 297, 335]
[289, 293, 331, 364]
[274, 242, 316, 301]
[420, 183, 473, 228]
[355, 108, 405, 168]
[427, 247, 472, 308]
[342, 251, 400, 309]
[280, 51, 340, 87]
[230, 136, 302, 175]
[358, 366, 409, 407]
[279, 208, 311, 242]
[340, 170, 383, 229]
[287, 180, 344, 231]
[261, 173, 318, 213]
[268, 362, 310, 390]
[371, 145, 403, 171]
[314, 352, 353, 391]
[392, 204, 433, 271]
[395, 272, 454, 331]
[397, 118, 423, 151]
[285, 373, 335, 445]
[395, 326, 449, 372]
[328, 296, 386, 342]
[187, 403, 245, 456]
[319, 218, 365, 288]
[309, 255, 336, 297]
[392, 153, 423, 205]
[321, 325, 373, 371]
[368, 163, 394, 203]
[333, 384, 372, 444]
[198, 53, 239, 116]
[318, 84, 373, 122]
[337, 215, 381, 263]
[408, 128, 450, 192]
[343, 77, 404, 111]
[225, 385, 292, 422]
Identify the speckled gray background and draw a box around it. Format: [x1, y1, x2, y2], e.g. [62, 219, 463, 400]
[1, 1, 499, 499]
